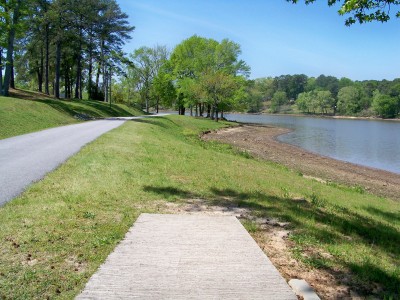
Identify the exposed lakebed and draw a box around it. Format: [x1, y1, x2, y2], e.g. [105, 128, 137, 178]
[225, 113, 400, 174]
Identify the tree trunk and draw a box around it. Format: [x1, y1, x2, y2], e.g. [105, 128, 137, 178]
[95, 63, 100, 99]
[156, 97, 159, 113]
[75, 25, 83, 99]
[64, 64, 69, 98]
[221, 110, 224, 119]
[206, 104, 211, 118]
[75, 56, 81, 99]
[3, 1, 21, 96]
[64, 65, 71, 99]
[215, 104, 219, 122]
[109, 65, 112, 106]
[178, 105, 185, 115]
[0, 48, 3, 94]
[55, 40, 61, 99]
[210, 105, 215, 120]
[88, 41, 93, 99]
[45, 23, 50, 95]
[195, 104, 198, 117]
[37, 60, 43, 92]
[69, 73, 73, 98]
[10, 56, 15, 89]
[101, 40, 107, 102]
[190, 105, 193, 116]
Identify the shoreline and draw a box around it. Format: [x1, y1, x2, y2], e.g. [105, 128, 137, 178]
[228, 112, 400, 122]
[203, 124, 400, 201]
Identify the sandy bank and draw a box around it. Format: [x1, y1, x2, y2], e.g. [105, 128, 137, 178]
[203, 124, 400, 201]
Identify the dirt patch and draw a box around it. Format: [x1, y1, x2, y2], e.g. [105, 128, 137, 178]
[203, 124, 400, 201]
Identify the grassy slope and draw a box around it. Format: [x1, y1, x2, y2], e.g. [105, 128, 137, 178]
[0, 116, 398, 298]
[0, 92, 144, 139]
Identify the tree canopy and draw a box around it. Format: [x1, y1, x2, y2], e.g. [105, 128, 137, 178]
[0, 0, 134, 99]
[288, 0, 400, 25]
[169, 35, 250, 119]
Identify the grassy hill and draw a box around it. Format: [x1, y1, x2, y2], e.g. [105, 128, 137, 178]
[0, 115, 398, 298]
[0, 89, 145, 140]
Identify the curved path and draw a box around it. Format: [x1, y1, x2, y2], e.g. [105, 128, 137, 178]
[0, 115, 167, 206]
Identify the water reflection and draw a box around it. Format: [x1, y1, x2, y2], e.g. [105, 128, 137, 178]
[225, 113, 400, 174]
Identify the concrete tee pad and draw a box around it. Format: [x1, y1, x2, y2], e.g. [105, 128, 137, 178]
[77, 214, 296, 299]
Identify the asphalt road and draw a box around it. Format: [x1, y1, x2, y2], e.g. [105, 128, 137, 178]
[0, 119, 128, 206]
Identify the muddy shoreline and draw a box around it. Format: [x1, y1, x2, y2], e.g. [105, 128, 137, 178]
[203, 124, 400, 201]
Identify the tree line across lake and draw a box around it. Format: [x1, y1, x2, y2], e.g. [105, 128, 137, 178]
[2, 1, 399, 119]
[247, 74, 400, 118]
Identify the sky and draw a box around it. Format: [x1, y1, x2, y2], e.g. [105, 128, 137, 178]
[117, 0, 400, 81]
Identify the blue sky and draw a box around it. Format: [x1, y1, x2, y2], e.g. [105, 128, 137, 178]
[117, 0, 400, 81]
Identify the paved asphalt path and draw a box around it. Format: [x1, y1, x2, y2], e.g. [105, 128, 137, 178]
[0, 115, 168, 206]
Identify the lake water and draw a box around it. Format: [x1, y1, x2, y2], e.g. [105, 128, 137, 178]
[225, 113, 400, 174]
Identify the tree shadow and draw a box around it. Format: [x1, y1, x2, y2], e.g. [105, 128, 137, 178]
[363, 206, 400, 224]
[142, 184, 400, 295]
[8, 88, 142, 117]
[142, 186, 193, 199]
[130, 117, 175, 129]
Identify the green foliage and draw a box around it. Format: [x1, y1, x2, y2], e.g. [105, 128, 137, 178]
[372, 90, 400, 118]
[9, 0, 134, 100]
[273, 74, 308, 100]
[238, 80, 264, 113]
[270, 91, 288, 113]
[247, 73, 400, 118]
[170, 35, 250, 118]
[315, 90, 334, 114]
[125, 45, 169, 112]
[337, 86, 367, 115]
[151, 68, 176, 109]
[288, 0, 400, 25]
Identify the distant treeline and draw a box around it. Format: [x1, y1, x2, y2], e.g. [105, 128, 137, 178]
[247, 75, 400, 118]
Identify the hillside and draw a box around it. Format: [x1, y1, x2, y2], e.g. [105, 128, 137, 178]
[0, 116, 398, 298]
[0, 89, 145, 140]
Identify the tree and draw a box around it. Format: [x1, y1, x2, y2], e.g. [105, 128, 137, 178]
[273, 74, 308, 100]
[126, 45, 169, 113]
[1, 0, 27, 96]
[170, 35, 249, 118]
[288, 0, 400, 25]
[296, 91, 314, 113]
[151, 69, 176, 113]
[12, 0, 133, 100]
[372, 90, 399, 118]
[270, 91, 288, 113]
[200, 70, 239, 121]
[315, 90, 334, 114]
[337, 86, 364, 115]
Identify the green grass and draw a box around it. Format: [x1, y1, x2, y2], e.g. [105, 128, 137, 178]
[0, 115, 399, 298]
[0, 93, 144, 139]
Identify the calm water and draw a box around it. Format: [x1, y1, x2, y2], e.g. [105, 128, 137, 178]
[225, 113, 400, 174]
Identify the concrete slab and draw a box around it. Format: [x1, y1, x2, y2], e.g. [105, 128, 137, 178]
[289, 279, 321, 300]
[77, 214, 296, 299]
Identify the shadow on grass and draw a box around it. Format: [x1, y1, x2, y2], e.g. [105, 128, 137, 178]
[9, 88, 146, 117]
[363, 206, 400, 224]
[142, 186, 192, 198]
[130, 117, 175, 129]
[30, 98, 141, 118]
[143, 184, 400, 296]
